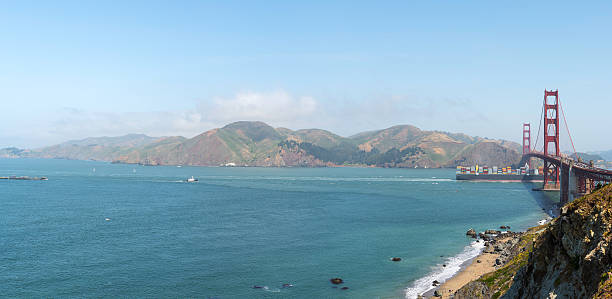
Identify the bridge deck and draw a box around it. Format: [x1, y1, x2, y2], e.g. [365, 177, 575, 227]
[522, 152, 612, 181]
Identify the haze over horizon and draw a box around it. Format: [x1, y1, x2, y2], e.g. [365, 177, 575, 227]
[1, 1, 611, 151]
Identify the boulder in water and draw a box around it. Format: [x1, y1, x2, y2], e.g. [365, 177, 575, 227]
[330, 278, 343, 285]
[466, 228, 477, 236]
[391, 257, 401, 262]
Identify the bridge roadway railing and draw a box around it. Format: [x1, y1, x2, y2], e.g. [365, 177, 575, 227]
[521, 151, 612, 181]
[521, 152, 612, 205]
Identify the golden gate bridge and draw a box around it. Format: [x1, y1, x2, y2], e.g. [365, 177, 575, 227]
[520, 90, 612, 206]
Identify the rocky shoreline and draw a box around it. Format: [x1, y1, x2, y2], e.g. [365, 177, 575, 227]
[422, 184, 612, 299]
[418, 226, 543, 299]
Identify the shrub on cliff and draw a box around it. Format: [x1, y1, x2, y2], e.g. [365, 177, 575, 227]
[503, 184, 612, 298]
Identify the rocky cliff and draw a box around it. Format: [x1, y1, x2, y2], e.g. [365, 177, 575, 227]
[503, 184, 612, 298]
[453, 226, 546, 299]
[454, 184, 612, 299]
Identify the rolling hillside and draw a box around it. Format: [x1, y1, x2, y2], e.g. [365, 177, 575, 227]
[9, 121, 525, 168]
[24, 134, 169, 161]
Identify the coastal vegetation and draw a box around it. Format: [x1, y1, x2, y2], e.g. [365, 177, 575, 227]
[454, 226, 546, 298]
[278, 139, 423, 166]
[453, 184, 612, 298]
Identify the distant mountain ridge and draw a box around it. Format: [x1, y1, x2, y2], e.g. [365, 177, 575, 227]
[562, 151, 604, 162]
[589, 150, 612, 161]
[3, 121, 525, 168]
[60, 134, 159, 147]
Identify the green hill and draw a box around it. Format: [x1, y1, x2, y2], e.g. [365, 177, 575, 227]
[17, 121, 524, 168]
[24, 134, 165, 161]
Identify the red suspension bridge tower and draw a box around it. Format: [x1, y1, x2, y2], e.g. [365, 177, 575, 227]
[522, 89, 612, 206]
[543, 89, 560, 188]
[522, 123, 531, 169]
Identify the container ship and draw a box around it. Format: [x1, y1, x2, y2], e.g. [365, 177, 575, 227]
[456, 165, 543, 182]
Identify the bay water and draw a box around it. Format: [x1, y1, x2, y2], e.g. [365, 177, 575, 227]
[0, 158, 552, 298]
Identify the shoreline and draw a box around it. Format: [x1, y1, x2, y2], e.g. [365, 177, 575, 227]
[404, 240, 485, 299]
[1, 157, 500, 170]
[431, 238, 509, 298]
[415, 239, 504, 299]
[419, 252, 495, 298]
[407, 221, 550, 299]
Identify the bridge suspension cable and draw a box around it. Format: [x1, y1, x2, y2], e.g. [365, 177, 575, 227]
[531, 96, 544, 152]
[558, 97, 580, 161]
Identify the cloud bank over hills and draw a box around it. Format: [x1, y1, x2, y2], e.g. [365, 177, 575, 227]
[6, 90, 494, 149]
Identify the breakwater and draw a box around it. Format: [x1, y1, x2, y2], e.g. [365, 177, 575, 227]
[0, 176, 47, 180]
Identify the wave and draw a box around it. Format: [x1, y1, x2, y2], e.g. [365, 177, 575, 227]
[404, 240, 485, 299]
[198, 176, 454, 183]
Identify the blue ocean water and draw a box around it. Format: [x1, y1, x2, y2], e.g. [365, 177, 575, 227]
[0, 159, 552, 298]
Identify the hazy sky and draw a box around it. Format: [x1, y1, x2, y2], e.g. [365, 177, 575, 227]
[1, 1, 611, 151]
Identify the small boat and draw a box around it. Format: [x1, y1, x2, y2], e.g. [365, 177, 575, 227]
[186, 176, 198, 182]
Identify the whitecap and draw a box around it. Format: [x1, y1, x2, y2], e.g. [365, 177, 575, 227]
[404, 240, 484, 298]
[263, 286, 281, 293]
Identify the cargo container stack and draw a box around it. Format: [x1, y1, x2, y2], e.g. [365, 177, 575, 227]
[456, 164, 544, 182]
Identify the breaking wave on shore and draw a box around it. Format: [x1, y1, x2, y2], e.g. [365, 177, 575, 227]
[404, 240, 485, 299]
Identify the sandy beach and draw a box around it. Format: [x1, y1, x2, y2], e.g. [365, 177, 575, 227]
[434, 237, 513, 298]
[436, 252, 498, 298]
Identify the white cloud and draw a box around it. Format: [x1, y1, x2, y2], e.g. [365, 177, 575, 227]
[7, 91, 321, 147]
[202, 90, 318, 123]
[39, 109, 214, 145]
[3, 90, 499, 148]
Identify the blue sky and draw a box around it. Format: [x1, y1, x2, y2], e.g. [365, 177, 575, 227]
[1, 1, 611, 151]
